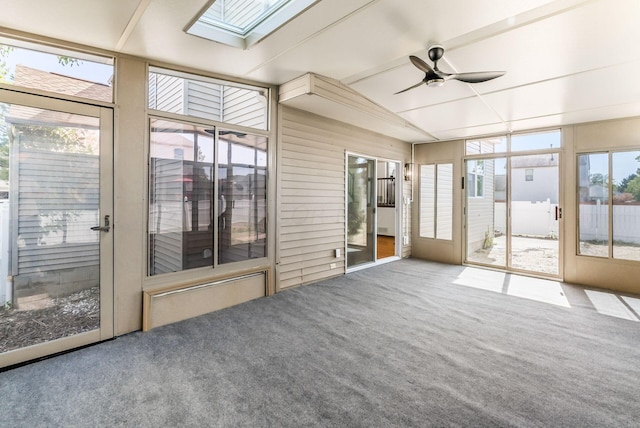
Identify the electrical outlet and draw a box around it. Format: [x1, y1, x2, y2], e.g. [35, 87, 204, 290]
[330, 263, 337, 269]
[335, 248, 341, 258]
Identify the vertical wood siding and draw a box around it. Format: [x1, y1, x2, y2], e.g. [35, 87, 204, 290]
[279, 107, 411, 289]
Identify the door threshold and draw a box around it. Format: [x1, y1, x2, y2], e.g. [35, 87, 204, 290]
[462, 262, 562, 282]
[347, 256, 401, 273]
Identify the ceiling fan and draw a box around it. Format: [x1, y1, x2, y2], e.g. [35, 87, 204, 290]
[395, 45, 506, 94]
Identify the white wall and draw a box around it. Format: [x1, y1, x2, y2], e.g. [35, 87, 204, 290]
[377, 207, 395, 236]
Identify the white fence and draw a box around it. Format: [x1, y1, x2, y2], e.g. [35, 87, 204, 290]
[580, 204, 640, 244]
[495, 200, 559, 238]
[495, 201, 640, 244]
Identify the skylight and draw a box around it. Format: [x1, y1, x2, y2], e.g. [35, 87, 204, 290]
[187, 0, 317, 49]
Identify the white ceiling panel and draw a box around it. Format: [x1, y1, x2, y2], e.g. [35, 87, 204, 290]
[0, 0, 141, 51]
[429, 123, 511, 142]
[400, 96, 505, 134]
[508, 102, 640, 132]
[444, 0, 640, 95]
[484, 60, 640, 122]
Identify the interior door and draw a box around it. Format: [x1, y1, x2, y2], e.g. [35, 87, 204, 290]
[347, 155, 376, 269]
[0, 90, 113, 368]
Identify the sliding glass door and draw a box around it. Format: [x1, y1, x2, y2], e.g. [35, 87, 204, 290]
[466, 157, 507, 268]
[347, 155, 376, 268]
[0, 91, 113, 368]
[465, 131, 561, 277]
[510, 154, 560, 275]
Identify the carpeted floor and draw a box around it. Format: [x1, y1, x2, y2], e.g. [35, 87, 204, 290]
[1, 259, 639, 427]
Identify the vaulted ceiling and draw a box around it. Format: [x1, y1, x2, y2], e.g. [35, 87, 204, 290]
[1, 0, 639, 142]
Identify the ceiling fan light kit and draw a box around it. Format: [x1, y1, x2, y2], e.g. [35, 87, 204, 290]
[395, 45, 505, 94]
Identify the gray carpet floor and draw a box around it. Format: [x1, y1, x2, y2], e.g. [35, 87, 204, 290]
[1, 259, 640, 427]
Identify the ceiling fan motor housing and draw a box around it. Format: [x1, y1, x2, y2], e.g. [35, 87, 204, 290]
[428, 45, 445, 63]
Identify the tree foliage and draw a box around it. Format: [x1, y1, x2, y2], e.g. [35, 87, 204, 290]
[624, 175, 640, 201]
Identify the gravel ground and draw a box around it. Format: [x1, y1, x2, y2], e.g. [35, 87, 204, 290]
[0, 287, 99, 354]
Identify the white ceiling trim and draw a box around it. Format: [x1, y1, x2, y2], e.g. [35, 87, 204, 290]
[115, 0, 152, 51]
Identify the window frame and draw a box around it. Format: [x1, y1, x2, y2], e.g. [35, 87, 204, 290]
[144, 65, 274, 282]
[576, 149, 640, 262]
[467, 159, 485, 199]
[525, 168, 534, 182]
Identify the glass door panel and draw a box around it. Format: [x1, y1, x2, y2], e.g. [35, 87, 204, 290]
[347, 155, 375, 268]
[0, 92, 112, 367]
[376, 160, 397, 260]
[466, 158, 507, 268]
[509, 154, 560, 275]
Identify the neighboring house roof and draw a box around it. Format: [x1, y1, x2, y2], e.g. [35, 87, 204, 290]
[6, 65, 108, 130]
[511, 154, 559, 168]
[13, 64, 112, 102]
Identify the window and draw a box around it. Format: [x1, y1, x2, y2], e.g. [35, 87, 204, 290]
[511, 130, 561, 152]
[149, 67, 268, 131]
[218, 131, 267, 264]
[578, 150, 640, 261]
[465, 131, 561, 155]
[147, 68, 270, 276]
[419, 163, 453, 240]
[525, 168, 534, 181]
[187, 0, 318, 49]
[148, 119, 215, 275]
[467, 160, 484, 198]
[465, 137, 507, 155]
[0, 37, 113, 102]
[613, 151, 640, 261]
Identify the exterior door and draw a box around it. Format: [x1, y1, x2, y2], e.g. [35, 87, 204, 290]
[0, 90, 113, 368]
[347, 155, 376, 269]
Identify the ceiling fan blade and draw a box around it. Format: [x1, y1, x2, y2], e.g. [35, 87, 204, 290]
[451, 71, 506, 83]
[409, 55, 433, 73]
[394, 80, 425, 95]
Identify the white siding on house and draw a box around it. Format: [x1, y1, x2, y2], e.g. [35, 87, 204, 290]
[149, 73, 184, 114]
[279, 107, 411, 289]
[15, 149, 99, 275]
[222, 86, 266, 130]
[467, 160, 496, 252]
[149, 69, 267, 131]
[186, 80, 222, 121]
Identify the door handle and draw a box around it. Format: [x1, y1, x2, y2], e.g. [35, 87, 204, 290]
[91, 215, 110, 232]
[555, 207, 562, 221]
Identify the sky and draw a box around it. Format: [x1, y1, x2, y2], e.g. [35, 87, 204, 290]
[1, 44, 113, 85]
